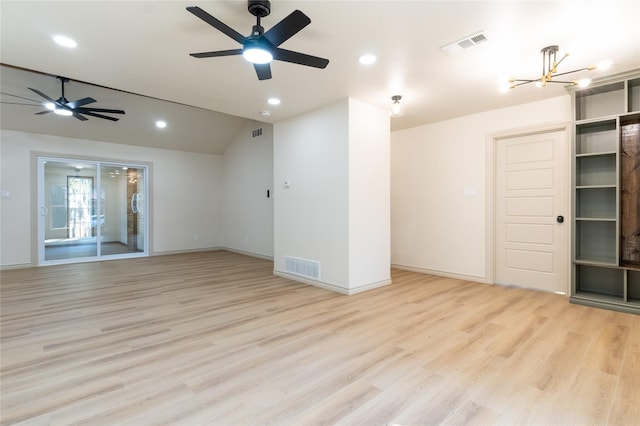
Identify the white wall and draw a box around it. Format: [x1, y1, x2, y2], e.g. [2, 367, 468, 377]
[390, 95, 572, 281]
[222, 121, 274, 258]
[274, 99, 350, 289]
[274, 98, 390, 293]
[0, 129, 224, 267]
[348, 98, 391, 288]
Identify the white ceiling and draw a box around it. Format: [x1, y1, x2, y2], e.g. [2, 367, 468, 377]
[2, 1, 640, 155]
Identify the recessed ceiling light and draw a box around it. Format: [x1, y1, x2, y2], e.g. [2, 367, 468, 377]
[52, 34, 77, 48]
[267, 98, 281, 106]
[155, 120, 167, 129]
[359, 54, 377, 65]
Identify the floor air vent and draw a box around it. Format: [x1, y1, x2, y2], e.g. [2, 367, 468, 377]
[285, 256, 320, 279]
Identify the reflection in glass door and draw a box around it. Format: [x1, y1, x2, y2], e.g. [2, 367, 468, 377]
[100, 164, 146, 256]
[38, 157, 148, 264]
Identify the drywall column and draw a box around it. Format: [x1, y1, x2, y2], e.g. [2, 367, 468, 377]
[273, 98, 390, 294]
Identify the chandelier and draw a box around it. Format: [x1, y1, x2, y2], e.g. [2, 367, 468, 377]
[506, 45, 597, 90]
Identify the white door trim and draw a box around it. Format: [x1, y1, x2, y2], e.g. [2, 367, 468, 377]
[486, 122, 572, 292]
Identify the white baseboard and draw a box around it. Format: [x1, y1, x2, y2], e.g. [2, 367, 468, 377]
[222, 247, 274, 261]
[273, 269, 391, 295]
[391, 263, 490, 284]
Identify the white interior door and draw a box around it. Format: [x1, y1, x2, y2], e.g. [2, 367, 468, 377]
[495, 129, 568, 294]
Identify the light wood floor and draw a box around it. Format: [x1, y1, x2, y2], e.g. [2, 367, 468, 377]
[1, 251, 639, 425]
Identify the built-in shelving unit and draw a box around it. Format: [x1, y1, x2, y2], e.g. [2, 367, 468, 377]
[571, 71, 640, 314]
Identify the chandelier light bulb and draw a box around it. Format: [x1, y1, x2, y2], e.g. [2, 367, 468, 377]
[578, 78, 591, 88]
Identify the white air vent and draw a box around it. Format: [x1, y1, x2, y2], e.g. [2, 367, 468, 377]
[251, 128, 263, 139]
[285, 256, 320, 280]
[440, 30, 488, 56]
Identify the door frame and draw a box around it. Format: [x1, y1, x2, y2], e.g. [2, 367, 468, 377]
[486, 122, 572, 293]
[32, 152, 152, 266]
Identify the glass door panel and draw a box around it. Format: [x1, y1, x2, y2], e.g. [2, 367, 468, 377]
[38, 157, 148, 264]
[100, 164, 146, 256]
[42, 159, 98, 261]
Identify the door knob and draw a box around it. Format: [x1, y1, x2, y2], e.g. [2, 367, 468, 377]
[557, 215, 564, 223]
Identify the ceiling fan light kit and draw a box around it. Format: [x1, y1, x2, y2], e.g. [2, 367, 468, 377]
[28, 76, 125, 121]
[507, 45, 598, 90]
[187, 0, 329, 80]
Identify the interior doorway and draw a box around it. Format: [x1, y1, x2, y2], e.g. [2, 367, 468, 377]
[493, 126, 569, 294]
[37, 157, 148, 264]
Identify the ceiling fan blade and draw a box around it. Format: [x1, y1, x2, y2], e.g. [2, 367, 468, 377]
[35, 110, 53, 115]
[1, 92, 42, 103]
[66, 97, 97, 109]
[187, 6, 246, 45]
[273, 48, 329, 69]
[76, 107, 125, 114]
[80, 111, 121, 121]
[254, 63, 272, 80]
[263, 10, 311, 47]
[28, 87, 56, 103]
[1, 102, 40, 106]
[72, 111, 89, 121]
[190, 48, 243, 58]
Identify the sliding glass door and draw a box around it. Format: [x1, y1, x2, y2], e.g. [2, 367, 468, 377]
[37, 157, 148, 264]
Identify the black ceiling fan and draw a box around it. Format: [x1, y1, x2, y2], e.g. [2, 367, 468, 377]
[187, 1, 329, 80]
[29, 76, 125, 121]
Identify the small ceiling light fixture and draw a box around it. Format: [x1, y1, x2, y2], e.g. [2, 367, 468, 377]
[359, 54, 377, 65]
[390, 95, 404, 118]
[155, 120, 167, 129]
[506, 45, 599, 89]
[267, 97, 281, 105]
[52, 34, 77, 48]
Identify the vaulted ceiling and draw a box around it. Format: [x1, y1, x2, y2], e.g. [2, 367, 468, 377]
[2, 1, 639, 154]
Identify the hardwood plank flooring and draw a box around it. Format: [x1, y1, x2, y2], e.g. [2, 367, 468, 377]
[1, 250, 639, 425]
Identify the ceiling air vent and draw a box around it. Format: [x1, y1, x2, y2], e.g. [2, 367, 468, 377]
[251, 128, 263, 139]
[440, 30, 488, 56]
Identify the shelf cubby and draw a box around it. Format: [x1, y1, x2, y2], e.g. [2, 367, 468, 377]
[575, 154, 617, 187]
[575, 264, 624, 298]
[576, 120, 618, 154]
[629, 78, 640, 113]
[575, 81, 625, 121]
[628, 270, 640, 303]
[575, 221, 617, 264]
[576, 187, 616, 219]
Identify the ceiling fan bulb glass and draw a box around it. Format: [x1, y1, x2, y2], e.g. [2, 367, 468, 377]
[44, 102, 56, 111]
[53, 108, 73, 116]
[243, 47, 273, 64]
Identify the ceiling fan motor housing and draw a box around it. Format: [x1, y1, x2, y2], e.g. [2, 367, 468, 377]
[248, 0, 270, 18]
